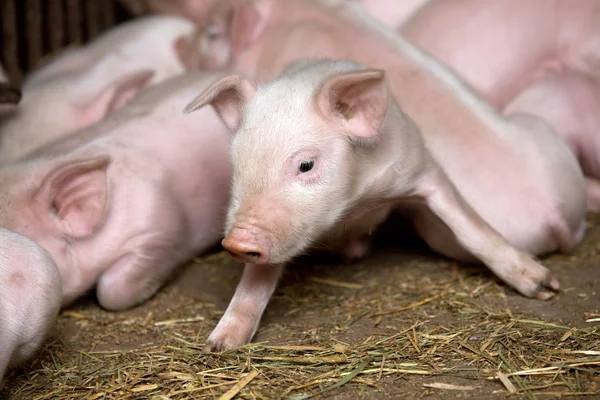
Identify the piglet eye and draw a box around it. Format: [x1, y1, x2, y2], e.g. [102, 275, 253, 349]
[299, 160, 315, 173]
[206, 31, 220, 41]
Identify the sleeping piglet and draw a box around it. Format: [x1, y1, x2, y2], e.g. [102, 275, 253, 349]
[0, 65, 61, 382]
[0, 15, 201, 163]
[0, 228, 61, 381]
[0, 70, 231, 311]
[399, 0, 600, 210]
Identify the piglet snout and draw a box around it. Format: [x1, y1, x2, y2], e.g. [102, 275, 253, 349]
[222, 229, 271, 264]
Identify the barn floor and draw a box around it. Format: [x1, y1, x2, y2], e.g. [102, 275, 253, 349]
[2, 213, 600, 400]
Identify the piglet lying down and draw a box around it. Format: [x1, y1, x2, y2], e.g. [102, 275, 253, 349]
[0, 64, 58, 382]
[187, 58, 586, 351]
[0, 15, 200, 163]
[0, 70, 231, 312]
[399, 0, 600, 210]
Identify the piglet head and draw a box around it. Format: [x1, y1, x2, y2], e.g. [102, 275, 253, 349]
[186, 0, 268, 70]
[186, 60, 389, 265]
[0, 155, 111, 295]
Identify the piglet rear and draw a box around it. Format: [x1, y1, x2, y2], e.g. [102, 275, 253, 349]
[0, 228, 62, 381]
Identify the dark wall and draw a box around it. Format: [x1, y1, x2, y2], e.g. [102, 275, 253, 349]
[1, 0, 135, 85]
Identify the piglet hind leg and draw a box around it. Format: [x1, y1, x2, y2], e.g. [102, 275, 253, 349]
[410, 165, 559, 300]
[205, 263, 284, 351]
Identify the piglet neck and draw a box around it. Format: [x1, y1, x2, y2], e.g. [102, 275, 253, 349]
[351, 103, 428, 202]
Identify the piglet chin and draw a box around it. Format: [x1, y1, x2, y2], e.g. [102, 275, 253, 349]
[222, 227, 272, 265]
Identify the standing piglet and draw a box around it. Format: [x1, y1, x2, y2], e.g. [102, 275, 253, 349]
[0, 15, 201, 163]
[187, 0, 587, 351]
[0, 228, 61, 381]
[0, 71, 231, 311]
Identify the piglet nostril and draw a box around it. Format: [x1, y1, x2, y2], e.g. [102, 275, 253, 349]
[226, 250, 238, 258]
[222, 234, 271, 264]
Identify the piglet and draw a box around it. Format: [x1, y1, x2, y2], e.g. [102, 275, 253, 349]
[0, 15, 200, 164]
[400, 0, 600, 209]
[0, 70, 231, 311]
[187, 59, 586, 351]
[187, 0, 586, 351]
[0, 228, 61, 381]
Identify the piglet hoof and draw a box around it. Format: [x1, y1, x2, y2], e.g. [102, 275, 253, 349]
[204, 338, 231, 352]
[340, 235, 372, 261]
[510, 257, 560, 300]
[203, 331, 248, 352]
[533, 274, 560, 301]
[203, 317, 256, 352]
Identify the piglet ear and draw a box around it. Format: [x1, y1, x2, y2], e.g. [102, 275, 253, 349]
[191, 0, 266, 70]
[77, 69, 155, 126]
[230, 0, 267, 55]
[35, 156, 111, 238]
[315, 69, 389, 139]
[174, 34, 201, 70]
[184, 74, 256, 133]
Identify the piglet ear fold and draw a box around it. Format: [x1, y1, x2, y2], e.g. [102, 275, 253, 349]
[77, 69, 155, 126]
[174, 35, 195, 69]
[315, 69, 389, 140]
[230, 0, 267, 55]
[174, 33, 204, 70]
[184, 74, 256, 133]
[35, 156, 111, 238]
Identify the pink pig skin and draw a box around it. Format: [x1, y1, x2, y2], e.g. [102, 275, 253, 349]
[0, 71, 231, 312]
[0, 228, 61, 382]
[119, 0, 426, 27]
[0, 15, 199, 164]
[400, 0, 600, 209]
[359, 0, 429, 29]
[188, 0, 587, 351]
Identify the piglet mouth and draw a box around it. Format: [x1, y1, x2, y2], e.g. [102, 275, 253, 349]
[221, 227, 272, 265]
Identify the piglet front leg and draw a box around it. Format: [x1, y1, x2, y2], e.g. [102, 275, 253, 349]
[413, 165, 559, 299]
[205, 263, 284, 351]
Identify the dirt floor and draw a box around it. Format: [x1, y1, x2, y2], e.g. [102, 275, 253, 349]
[1, 213, 600, 400]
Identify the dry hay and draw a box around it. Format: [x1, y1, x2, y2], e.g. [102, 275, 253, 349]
[2, 216, 600, 399]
